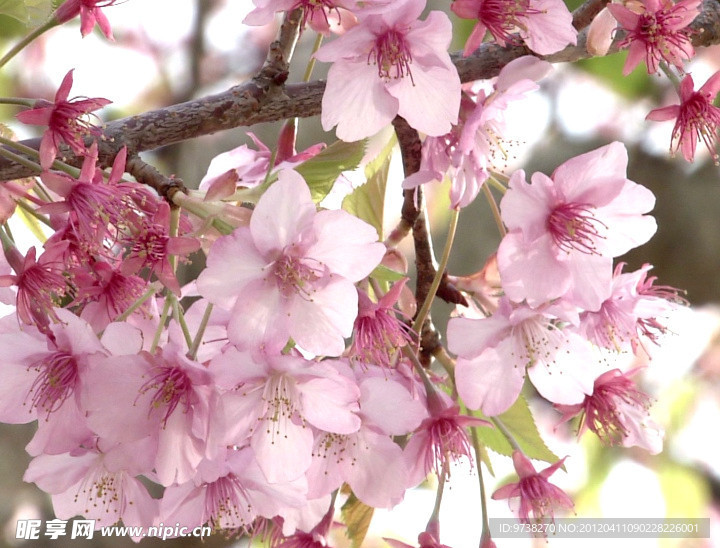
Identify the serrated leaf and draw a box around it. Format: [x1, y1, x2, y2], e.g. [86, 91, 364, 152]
[0, 0, 53, 25]
[474, 394, 559, 465]
[341, 492, 374, 548]
[294, 139, 367, 203]
[342, 136, 395, 238]
[370, 264, 405, 283]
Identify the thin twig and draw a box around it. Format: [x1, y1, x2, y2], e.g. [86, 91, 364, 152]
[0, 0, 719, 182]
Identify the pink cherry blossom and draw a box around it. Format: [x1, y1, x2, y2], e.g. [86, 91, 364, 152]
[608, 0, 700, 75]
[120, 201, 201, 295]
[72, 261, 147, 331]
[244, 0, 360, 35]
[54, 0, 121, 39]
[306, 366, 425, 507]
[212, 349, 362, 484]
[15, 70, 111, 168]
[646, 71, 720, 164]
[0, 242, 69, 330]
[199, 132, 324, 201]
[197, 169, 385, 356]
[160, 447, 307, 534]
[314, 0, 460, 141]
[492, 451, 573, 524]
[83, 344, 222, 486]
[403, 56, 551, 209]
[403, 389, 489, 487]
[24, 439, 158, 531]
[497, 142, 657, 310]
[449, 298, 595, 415]
[579, 263, 684, 354]
[39, 143, 128, 247]
[348, 279, 415, 367]
[555, 368, 663, 454]
[452, 0, 577, 56]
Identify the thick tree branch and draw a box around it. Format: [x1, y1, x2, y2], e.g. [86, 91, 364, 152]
[0, 0, 719, 182]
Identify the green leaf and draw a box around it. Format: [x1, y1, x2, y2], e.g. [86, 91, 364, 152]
[0, 0, 53, 25]
[474, 394, 560, 465]
[341, 492, 374, 548]
[369, 264, 404, 283]
[342, 135, 396, 238]
[294, 139, 367, 203]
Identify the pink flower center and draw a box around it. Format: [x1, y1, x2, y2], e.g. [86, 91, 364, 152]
[583, 374, 651, 444]
[68, 182, 121, 239]
[130, 223, 169, 267]
[351, 308, 414, 367]
[17, 263, 67, 326]
[369, 28, 414, 82]
[426, 416, 474, 479]
[139, 365, 193, 426]
[519, 475, 557, 518]
[547, 202, 605, 254]
[478, 0, 542, 44]
[296, 0, 342, 28]
[675, 91, 720, 164]
[29, 351, 79, 416]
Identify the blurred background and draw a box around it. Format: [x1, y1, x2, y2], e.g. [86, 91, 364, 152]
[1, 0, 719, 546]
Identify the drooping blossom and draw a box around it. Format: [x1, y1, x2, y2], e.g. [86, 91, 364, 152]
[608, 0, 700, 75]
[497, 142, 657, 310]
[121, 201, 201, 295]
[579, 263, 684, 354]
[348, 278, 415, 367]
[403, 56, 551, 209]
[314, 0, 461, 141]
[448, 298, 596, 415]
[646, 71, 720, 164]
[15, 70, 111, 168]
[72, 261, 147, 331]
[39, 143, 128, 248]
[244, 0, 360, 35]
[0, 242, 69, 330]
[451, 0, 577, 56]
[54, 0, 121, 39]
[492, 451, 573, 524]
[197, 169, 385, 356]
[403, 389, 489, 487]
[555, 368, 664, 454]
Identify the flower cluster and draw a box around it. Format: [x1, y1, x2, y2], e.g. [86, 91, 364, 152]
[0, 0, 701, 546]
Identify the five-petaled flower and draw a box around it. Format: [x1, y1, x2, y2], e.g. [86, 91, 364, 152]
[646, 71, 720, 164]
[492, 451, 574, 524]
[608, 0, 700, 75]
[54, 0, 121, 39]
[15, 70, 111, 169]
[314, 0, 460, 141]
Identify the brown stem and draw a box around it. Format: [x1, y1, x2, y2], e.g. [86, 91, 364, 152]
[1, 0, 719, 182]
[126, 155, 187, 203]
[572, 0, 611, 30]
